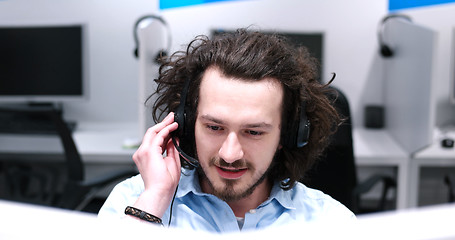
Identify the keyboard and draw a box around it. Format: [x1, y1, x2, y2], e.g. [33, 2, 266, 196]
[0, 111, 76, 135]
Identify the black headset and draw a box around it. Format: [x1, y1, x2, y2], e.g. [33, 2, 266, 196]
[133, 14, 171, 63]
[378, 14, 412, 58]
[172, 77, 200, 168]
[171, 77, 311, 168]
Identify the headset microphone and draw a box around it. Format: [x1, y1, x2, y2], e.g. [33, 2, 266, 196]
[171, 136, 200, 168]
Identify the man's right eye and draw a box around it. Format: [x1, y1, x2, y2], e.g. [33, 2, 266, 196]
[207, 125, 222, 131]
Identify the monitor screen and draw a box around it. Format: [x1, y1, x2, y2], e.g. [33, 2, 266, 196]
[0, 25, 84, 103]
[212, 29, 324, 81]
[452, 28, 455, 105]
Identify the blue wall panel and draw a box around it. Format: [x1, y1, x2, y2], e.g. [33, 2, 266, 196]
[160, 0, 241, 10]
[389, 0, 455, 11]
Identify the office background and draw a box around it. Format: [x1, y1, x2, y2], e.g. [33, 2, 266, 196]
[1, 0, 454, 128]
[1, 0, 455, 207]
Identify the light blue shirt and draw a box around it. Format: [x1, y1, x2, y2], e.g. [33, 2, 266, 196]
[98, 169, 355, 232]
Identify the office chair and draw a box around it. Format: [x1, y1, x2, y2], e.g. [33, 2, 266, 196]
[444, 174, 455, 203]
[0, 105, 137, 211]
[304, 87, 396, 214]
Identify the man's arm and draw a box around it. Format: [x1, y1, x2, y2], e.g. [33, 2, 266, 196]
[128, 112, 181, 220]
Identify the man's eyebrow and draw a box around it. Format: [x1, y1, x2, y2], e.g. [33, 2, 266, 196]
[200, 114, 224, 124]
[200, 114, 273, 129]
[243, 123, 273, 129]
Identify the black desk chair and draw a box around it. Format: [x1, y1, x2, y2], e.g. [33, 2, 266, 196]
[445, 174, 455, 203]
[304, 87, 396, 214]
[0, 105, 137, 211]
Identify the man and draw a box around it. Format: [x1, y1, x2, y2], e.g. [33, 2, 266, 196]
[98, 29, 355, 232]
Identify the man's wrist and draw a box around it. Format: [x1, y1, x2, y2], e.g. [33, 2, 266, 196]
[124, 206, 163, 225]
[132, 189, 173, 219]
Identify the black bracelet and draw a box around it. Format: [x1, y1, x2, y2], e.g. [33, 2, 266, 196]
[124, 206, 163, 225]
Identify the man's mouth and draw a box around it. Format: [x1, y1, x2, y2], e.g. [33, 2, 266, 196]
[216, 166, 248, 179]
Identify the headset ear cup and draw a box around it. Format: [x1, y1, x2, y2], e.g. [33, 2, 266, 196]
[378, 14, 412, 58]
[174, 105, 185, 137]
[380, 44, 393, 57]
[283, 102, 310, 148]
[174, 78, 191, 138]
[155, 50, 167, 64]
[133, 15, 171, 59]
[296, 119, 310, 148]
[172, 79, 200, 168]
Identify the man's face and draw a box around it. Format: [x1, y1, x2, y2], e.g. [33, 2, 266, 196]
[194, 67, 283, 202]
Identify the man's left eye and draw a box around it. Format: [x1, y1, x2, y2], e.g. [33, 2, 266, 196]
[247, 130, 262, 136]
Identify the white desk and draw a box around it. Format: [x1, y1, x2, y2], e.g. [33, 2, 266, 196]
[353, 128, 409, 209]
[72, 122, 138, 163]
[411, 129, 455, 208]
[0, 122, 138, 164]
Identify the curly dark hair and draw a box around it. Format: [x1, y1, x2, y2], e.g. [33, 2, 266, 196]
[150, 29, 340, 190]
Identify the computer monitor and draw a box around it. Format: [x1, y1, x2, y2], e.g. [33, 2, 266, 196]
[0, 25, 86, 104]
[211, 29, 324, 81]
[451, 28, 455, 105]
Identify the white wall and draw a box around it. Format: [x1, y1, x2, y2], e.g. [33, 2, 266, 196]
[1, 0, 454, 128]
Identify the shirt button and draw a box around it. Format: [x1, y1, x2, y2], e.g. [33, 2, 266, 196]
[249, 209, 256, 214]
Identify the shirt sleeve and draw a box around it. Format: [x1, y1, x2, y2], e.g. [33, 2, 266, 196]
[97, 174, 143, 219]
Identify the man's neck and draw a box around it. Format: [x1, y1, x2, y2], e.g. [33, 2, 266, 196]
[198, 171, 273, 218]
[227, 180, 272, 218]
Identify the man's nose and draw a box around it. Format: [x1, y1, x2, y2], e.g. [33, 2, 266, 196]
[218, 132, 244, 163]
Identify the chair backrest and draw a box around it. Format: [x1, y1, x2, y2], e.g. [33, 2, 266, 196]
[0, 105, 84, 204]
[44, 107, 84, 182]
[303, 87, 358, 210]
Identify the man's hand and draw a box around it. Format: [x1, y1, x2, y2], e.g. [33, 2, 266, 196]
[131, 112, 181, 219]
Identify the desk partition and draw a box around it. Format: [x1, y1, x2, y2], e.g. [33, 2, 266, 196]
[383, 18, 436, 154]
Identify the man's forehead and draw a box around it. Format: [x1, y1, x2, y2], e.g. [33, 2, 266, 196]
[196, 67, 283, 126]
[199, 67, 282, 92]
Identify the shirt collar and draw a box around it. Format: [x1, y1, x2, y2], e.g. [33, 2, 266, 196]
[260, 181, 296, 210]
[176, 169, 296, 210]
[176, 168, 205, 198]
